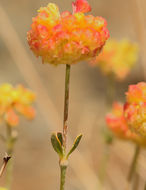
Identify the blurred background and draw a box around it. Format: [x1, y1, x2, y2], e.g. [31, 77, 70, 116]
[0, 0, 146, 189]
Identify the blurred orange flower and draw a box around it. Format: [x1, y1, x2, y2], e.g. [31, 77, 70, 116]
[106, 102, 136, 140]
[124, 82, 146, 137]
[106, 102, 146, 146]
[90, 39, 138, 80]
[27, 0, 109, 65]
[0, 84, 35, 127]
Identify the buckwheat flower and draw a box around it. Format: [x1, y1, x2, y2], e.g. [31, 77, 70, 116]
[106, 102, 136, 140]
[126, 82, 146, 104]
[27, 0, 109, 65]
[90, 39, 138, 80]
[0, 84, 35, 127]
[124, 82, 146, 137]
[106, 102, 146, 146]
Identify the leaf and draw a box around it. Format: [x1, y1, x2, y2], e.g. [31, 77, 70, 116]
[51, 133, 63, 158]
[57, 132, 63, 146]
[67, 134, 82, 158]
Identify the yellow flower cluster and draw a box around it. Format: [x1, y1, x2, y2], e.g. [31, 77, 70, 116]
[91, 39, 138, 80]
[27, 0, 109, 65]
[124, 82, 146, 137]
[0, 84, 35, 127]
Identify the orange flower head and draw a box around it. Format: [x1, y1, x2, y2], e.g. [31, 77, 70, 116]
[27, 0, 109, 65]
[0, 84, 35, 127]
[90, 39, 138, 80]
[106, 102, 146, 146]
[106, 102, 136, 140]
[126, 82, 146, 104]
[124, 82, 146, 137]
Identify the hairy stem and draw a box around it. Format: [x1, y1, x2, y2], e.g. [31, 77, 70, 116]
[63, 64, 71, 150]
[59, 64, 71, 190]
[128, 145, 140, 182]
[60, 164, 67, 190]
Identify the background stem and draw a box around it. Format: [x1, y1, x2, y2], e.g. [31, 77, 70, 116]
[144, 182, 146, 190]
[6, 125, 14, 190]
[0, 155, 11, 178]
[99, 144, 110, 183]
[128, 145, 140, 182]
[133, 172, 140, 190]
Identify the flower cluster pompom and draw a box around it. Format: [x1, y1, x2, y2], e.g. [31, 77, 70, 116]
[124, 82, 146, 137]
[27, 0, 109, 65]
[106, 102, 136, 140]
[0, 84, 35, 127]
[90, 39, 138, 80]
[106, 102, 146, 146]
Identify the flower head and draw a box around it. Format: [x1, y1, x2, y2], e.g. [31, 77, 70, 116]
[126, 82, 146, 103]
[90, 39, 138, 80]
[27, 0, 109, 65]
[106, 102, 136, 140]
[106, 102, 146, 146]
[124, 82, 146, 137]
[0, 84, 35, 127]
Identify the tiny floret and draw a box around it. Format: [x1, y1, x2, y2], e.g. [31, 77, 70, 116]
[27, 0, 109, 65]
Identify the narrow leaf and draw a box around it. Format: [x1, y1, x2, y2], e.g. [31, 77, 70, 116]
[57, 132, 63, 146]
[51, 133, 63, 157]
[67, 134, 82, 158]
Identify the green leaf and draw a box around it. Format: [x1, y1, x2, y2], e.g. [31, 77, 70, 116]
[51, 133, 63, 158]
[57, 132, 63, 146]
[0, 188, 8, 190]
[67, 134, 82, 158]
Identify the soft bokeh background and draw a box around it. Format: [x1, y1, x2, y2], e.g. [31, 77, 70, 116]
[0, 0, 146, 189]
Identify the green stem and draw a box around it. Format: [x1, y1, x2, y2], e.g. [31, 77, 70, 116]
[60, 64, 71, 190]
[100, 75, 115, 184]
[63, 64, 71, 150]
[99, 144, 110, 183]
[60, 164, 67, 190]
[106, 74, 116, 108]
[127, 145, 140, 182]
